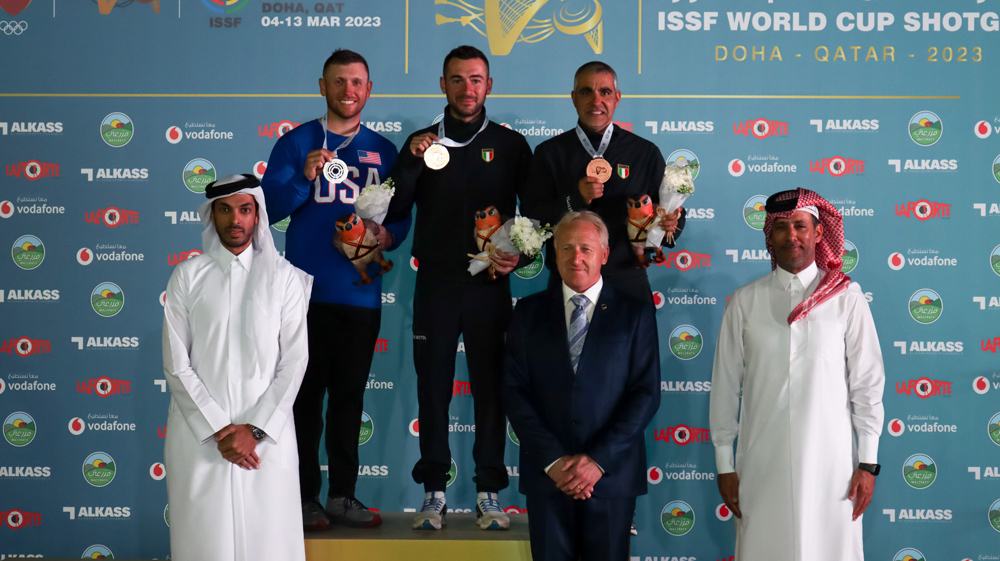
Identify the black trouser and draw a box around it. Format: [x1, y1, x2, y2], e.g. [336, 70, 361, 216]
[547, 271, 654, 305]
[411, 274, 511, 493]
[294, 302, 381, 500]
[526, 494, 636, 561]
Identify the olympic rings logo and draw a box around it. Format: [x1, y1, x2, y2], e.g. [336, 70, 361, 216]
[1, 21, 28, 35]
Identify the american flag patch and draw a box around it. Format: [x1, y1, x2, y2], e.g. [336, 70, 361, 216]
[358, 150, 382, 165]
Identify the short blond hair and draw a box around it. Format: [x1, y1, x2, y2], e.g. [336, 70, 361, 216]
[553, 211, 609, 248]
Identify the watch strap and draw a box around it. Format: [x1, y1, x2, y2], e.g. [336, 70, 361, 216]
[858, 462, 880, 476]
[248, 424, 266, 441]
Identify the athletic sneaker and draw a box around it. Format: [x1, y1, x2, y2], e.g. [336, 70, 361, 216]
[475, 492, 510, 531]
[326, 496, 382, 528]
[630, 520, 638, 536]
[302, 498, 329, 532]
[412, 491, 447, 530]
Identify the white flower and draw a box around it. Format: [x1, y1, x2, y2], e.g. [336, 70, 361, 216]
[509, 216, 553, 260]
[354, 178, 395, 223]
[662, 164, 695, 195]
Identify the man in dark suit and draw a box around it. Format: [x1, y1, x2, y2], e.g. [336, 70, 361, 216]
[502, 211, 661, 561]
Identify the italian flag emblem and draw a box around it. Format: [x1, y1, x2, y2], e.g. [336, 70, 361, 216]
[617, 164, 630, 179]
[482, 149, 494, 162]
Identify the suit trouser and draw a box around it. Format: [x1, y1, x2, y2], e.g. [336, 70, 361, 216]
[294, 302, 382, 500]
[526, 493, 636, 561]
[411, 273, 511, 493]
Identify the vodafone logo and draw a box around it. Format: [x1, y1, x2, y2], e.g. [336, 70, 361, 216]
[974, 376, 990, 395]
[69, 417, 85, 435]
[728, 159, 745, 177]
[647, 466, 663, 484]
[410, 257, 419, 271]
[0, 200, 13, 219]
[652, 291, 665, 309]
[975, 120, 992, 139]
[408, 419, 419, 437]
[160, 291, 167, 307]
[715, 503, 733, 521]
[166, 126, 182, 144]
[149, 462, 166, 480]
[888, 252, 904, 270]
[888, 418, 905, 437]
[253, 161, 267, 180]
[0, 379, 4, 394]
[77, 248, 94, 266]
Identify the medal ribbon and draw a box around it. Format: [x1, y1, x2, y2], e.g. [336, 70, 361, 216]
[435, 112, 490, 148]
[316, 115, 360, 188]
[575, 123, 613, 158]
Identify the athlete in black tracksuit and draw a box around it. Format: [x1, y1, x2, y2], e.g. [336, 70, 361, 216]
[521, 123, 686, 304]
[385, 107, 532, 494]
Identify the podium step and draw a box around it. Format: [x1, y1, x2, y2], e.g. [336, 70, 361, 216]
[304, 512, 531, 561]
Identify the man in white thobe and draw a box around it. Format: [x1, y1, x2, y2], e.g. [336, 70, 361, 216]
[709, 188, 885, 561]
[162, 173, 312, 561]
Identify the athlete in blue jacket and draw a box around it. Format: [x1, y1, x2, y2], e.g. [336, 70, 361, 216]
[261, 49, 410, 531]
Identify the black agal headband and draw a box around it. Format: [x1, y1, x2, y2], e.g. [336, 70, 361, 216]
[205, 174, 260, 199]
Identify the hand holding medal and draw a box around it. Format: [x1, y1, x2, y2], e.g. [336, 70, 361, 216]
[576, 124, 614, 204]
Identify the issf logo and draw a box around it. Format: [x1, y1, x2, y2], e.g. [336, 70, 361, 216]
[909, 289, 942, 324]
[202, 0, 249, 13]
[669, 325, 702, 360]
[82, 452, 116, 487]
[743, 195, 766, 230]
[660, 501, 695, 536]
[4, 412, 36, 447]
[358, 411, 373, 445]
[11, 235, 44, 270]
[101, 112, 134, 147]
[893, 549, 925, 561]
[183, 159, 216, 193]
[909, 111, 942, 146]
[91, 283, 125, 317]
[902, 454, 936, 489]
[842, 240, 859, 274]
[666, 150, 700, 180]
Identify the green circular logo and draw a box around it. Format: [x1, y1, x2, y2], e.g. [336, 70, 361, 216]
[909, 289, 942, 324]
[666, 150, 700, 181]
[669, 325, 703, 360]
[842, 240, 859, 274]
[272, 216, 291, 233]
[902, 454, 936, 489]
[893, 548, 924, 561]
[101, 112, 133, 148]
[11, 235, 44, 270]
[83, 452, 116, 487]
[909, 111, 942, 146]
[164, 504, 170, 527]
[991, 244, 1000, 277]
[183, 158, 216, 193]
[83, 545, 115, 559]
[989, 412, 1000, 446]
[660, 501, 695, 536]
[358, 411, 373, 445]
[742, 195, 766, 230]
[4, 412, 36, 447]
[513, 253, 544, 279]
[991, 499, 1000, 533]
[92, 282, 125, 317]
[446, 458, 457, 487]
[507, 421, 519, 446]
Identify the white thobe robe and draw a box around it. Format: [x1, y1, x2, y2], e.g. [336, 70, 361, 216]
[163, 242, 309, 561]
[710, 263, 885, 561]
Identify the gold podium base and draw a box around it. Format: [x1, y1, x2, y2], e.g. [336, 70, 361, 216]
[305, 512, 532, 561]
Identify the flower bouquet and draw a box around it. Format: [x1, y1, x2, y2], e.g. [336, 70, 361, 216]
[468, 216, 553, 276]
[353, 178, 395, 224]
[647, 161, 697, 247]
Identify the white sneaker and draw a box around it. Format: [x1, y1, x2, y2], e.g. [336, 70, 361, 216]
[475, 492, 510, 530]
[413, 491, 446, 530]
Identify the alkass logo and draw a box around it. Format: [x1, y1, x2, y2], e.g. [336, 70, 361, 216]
[978, 296, 1000, 311]
[0, 508, 41, 529]
[164, 210, 202, 225]
[896, 377, 951, 398]
[725, 248, 771, 262]
[968, 466, 1000, 480]
[77, 377, 132, 397]
[358, 464, 388, 477]
[168, 249, 202, 266]
[895, 200, 950, 220]
[1, 337, 51, 357]
[645, 120, 714, 134]
[893, 341, 963, 354]
[887, 417, 958, 437]
[809, 119, 879, 133]
[734, 118, 788, 138]
[165, 123, 234, 143]
[6, 160, 59, 180]
[258, 120, 300, 138]
[85, 207, 139, 227]
[79, 167, 149, 181]
[0, 121, 63, 135]
[973, 201, 1000, 217]
[0, 289, 59, 303]
[883, 509, 951, 522]
[653, 424, 709, 445]
[63, 506, 131, 520]
[0, 466, 50, 478]
[809, 155, 865, 177]
[661, 380, 711, 392]
[887, 158, 958, 172]
[656, 250, 711, 271]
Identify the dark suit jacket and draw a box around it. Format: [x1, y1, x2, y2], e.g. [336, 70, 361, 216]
[502, 283, 660, 498]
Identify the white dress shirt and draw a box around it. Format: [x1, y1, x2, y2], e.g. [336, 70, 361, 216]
[562, 276, 604, 329]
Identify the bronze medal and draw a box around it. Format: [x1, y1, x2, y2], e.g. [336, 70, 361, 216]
[586, 157, 612, 182]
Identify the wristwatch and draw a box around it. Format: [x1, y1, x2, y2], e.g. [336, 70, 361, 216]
[858, 463, 881, 476]
[248, 424, 266, 442]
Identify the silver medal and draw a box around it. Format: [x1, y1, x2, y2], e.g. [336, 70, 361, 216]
[322, 158, 348, 183]
[423, 143, 450, 170]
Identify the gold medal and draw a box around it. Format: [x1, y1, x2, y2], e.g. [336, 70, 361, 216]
[586, 157, 612, 182]
[424, 143, 450, 170]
